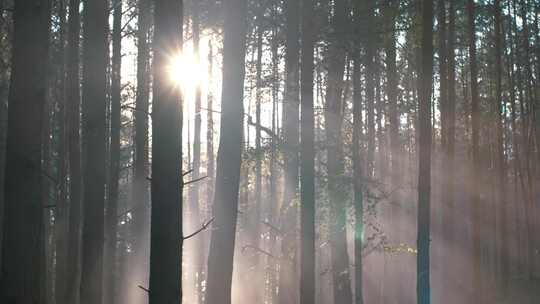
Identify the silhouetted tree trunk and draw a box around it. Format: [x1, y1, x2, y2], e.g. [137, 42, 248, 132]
[130, 0, 151, 301]
[148, 0, 183, 303]
[279, 0, 300, 302]
[105, 0, 122, 303]
[80, 1, 109, 304]
[467, 1, 482, 301]
[300, 0, 315, 302]
[385, 0, 399, 187]
[205, 0, 247, 302]
[493, 0, 509, 294]
[442, 0, 456, 259]
[324, 0, 352, 302]
[417, 0, 434, 303]
[0, 1, 51, 303]
[65, 0, 82, 303]
[363, 0, 376, 177]
[54, 2, 69, 303]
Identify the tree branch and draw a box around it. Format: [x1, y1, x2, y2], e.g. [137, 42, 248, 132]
[183, 217, 215, 240]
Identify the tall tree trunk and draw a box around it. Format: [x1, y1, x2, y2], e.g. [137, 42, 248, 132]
[204, 40, 215, 304]
[55, 2, 69, 303]
[105, 0, 122, 303]
[364, 0, 376, 177]
[352, 3, 364, 302]
[205, 0, 248, 302]
[80, 0, 109, 303]
[65, 1, 82, 303]
[0, 0, 51, 303]
[189, 1, 203, 302]
[324, 0, 352, 303]
[493, 0, 509, 294]
[279, 0, 300, 302]
[300, 0, 316, 302]
[148, 0, 183, 303]
[467, 1, 482, 302]
[442, 0, 456, 261]
[386, 0, 399, 187]
[130, 0, 151, 301]
[417, 0, 434, 303]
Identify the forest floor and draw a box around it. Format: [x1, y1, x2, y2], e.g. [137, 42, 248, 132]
[497, 278, 540, 303]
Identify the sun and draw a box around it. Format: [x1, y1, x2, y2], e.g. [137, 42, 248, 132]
[168, 52, 204, 89]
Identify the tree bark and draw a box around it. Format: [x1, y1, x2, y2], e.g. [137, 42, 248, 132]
[417, 0, 434, 303]
[65, 0, 82, 303]
[148, 0, 184, 303]
[105, 0, 122, 303]
[324, 0, 352, 303]
[300, 0, 316, 303]
[467, 1, 482, 302]
[80, 0, 109, 303]
[279, 0, 300, 302]
[0, 1, 51, 303]
[205, 0, 248, 303]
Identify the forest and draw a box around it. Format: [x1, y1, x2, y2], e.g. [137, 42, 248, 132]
[0, 0, 539, 303]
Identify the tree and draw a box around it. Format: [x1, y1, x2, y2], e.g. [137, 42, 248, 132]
[148, 0, 184, 302]
[65, 0, 83, 303]
[79, 0, 109, 303]
[205, 0, 248, 302]
[279, 0, 301, 302]
[104, 0, 122, 303]
[467, 0, 482, 302]
[300, 0, 316, 302]
[417, 0, 434, 304]
[0, 0, 52, 303]
[324, 0, 353, 302]
[130, 0, 151, 301]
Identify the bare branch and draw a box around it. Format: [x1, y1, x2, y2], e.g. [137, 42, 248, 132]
[183, 175, 208, 186]
[183, 217, 215, 240]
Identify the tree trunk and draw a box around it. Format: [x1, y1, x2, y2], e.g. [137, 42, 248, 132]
[105, 0, 122, 303]
[467, 1, 482, 302]
[80, 0, 109, 303]
[65, 0, 82, 303]
[324, 0, 352, 303]
[148, 0, 184, 303]
[0, 1, 51, 303]
[300, 0, 316, 302]
[205, 0, 248, 303]
[279, 0, 300, 302]
[417, 0, 434, 303]
[130, 0, 151, 302]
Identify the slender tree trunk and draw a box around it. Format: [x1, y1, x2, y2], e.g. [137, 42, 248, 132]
[148, 0, 183, 303]
[0, 1, 51, 303]
[467, 1, 482, 302]
[65, 1, 82, 303]
[324, 0, 352, 303]
[80, 1, 109, 303]
[352, 3, 364, 301]
[417, 0, 434, 303]
[105, 1, 122, 303]
[300, 0, 316, 302]
[129, 0, 151, 302]
[205, 0, 248, 302]
[204, 40, 215, 304]
[364, 0, 376, 177]
[279, 0, 300, 302]
[493, 0, 509, 294]
[55, 2, 69, 303]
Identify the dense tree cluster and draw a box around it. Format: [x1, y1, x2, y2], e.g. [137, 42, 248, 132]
[0, 0, 539, 304]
